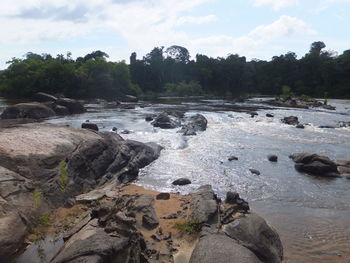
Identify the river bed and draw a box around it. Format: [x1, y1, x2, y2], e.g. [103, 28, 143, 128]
[2, 97, 350, 263]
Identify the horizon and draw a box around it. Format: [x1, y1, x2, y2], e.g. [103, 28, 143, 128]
[1, 0, 350, 69]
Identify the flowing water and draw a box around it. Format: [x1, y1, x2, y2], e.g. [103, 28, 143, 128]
[1, 97, 350, 263]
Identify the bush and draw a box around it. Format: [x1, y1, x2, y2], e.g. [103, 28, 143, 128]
[32, 188, 42, 209]
[59, 160, 68, 191]
[164, 81, 204, 96]
[174, 219, 202, 234]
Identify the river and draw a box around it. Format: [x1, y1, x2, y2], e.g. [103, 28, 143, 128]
[1, 97, 350, 263]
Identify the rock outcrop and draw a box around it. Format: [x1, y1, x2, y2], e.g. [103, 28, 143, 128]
[151, 112, 182, 129]
[281, 116, 299, 126]
[0, 124, 161, 261]
[290, 153, 350, 179]
[0, 93, 86, 120]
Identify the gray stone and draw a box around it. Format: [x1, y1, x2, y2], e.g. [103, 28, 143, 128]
[1, 102, 56, 119]
[189, 234, 262, 263]
[179, 114, 208, 136]
[156, 193, 170, 200]
[250, 169, 261, 175]
[81, 122, 99, 131]
[224, 213, 283, 263]
[56, 98, 86, 114]
[281, 116, 299, 125]
[268, 155, 278, 162]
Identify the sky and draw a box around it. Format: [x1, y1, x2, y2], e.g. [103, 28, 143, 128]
[0, 0, 350, 68]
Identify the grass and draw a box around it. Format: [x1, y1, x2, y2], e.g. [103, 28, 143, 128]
[174, 219, 202, 235]
[59, 160, 68, 191]
[33, 188, 42, 209]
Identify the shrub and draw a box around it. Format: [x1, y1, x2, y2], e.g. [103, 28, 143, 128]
[33, 188, 42, 209]
[174, 219, 202, 234]
[59, 160, 68, 191]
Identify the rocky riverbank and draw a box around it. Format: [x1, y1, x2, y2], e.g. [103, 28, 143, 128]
[0, 122, 283, 263]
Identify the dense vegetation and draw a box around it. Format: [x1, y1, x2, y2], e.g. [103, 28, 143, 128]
[0, 41, 349, 99]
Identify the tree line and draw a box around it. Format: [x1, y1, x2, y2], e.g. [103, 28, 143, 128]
[0, 41, 349, 99]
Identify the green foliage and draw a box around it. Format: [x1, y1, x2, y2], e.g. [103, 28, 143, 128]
[164, 81, 204, 96]
[174, 219, 202, 234]
[35, 214, 51, 227]
[59, 160, 68, 191]
[33, 188, 42, 209]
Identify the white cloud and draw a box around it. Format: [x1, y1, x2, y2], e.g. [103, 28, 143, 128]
[252, 0, 299, 10]
[175, 15, 217, 26]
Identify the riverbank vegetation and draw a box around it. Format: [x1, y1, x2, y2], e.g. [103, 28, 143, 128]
[0, 41, 349, 99]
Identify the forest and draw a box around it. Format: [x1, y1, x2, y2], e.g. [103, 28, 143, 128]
[0, 41, 349, 99]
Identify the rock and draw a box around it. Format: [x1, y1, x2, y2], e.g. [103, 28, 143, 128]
[224, 213, 283, 263]
[179, 114, 208, 136]
[339, 121, 350, 128]
[121, 95, 138, 103]
[281, 116, 299, 125]
[319, 125, 336, 129]
[268, 155, 278, 162]
[296, 124, 305, 129]
[33, 92, 58, 102]
[172, 178, 191, 186]
[250, 169, 261, 175]
[56, 98, 86, 114]
[145, 116, 154, 122]
[322, 104, 336, 110]
[290, 153, 340, 177]
[266, 113, 274, 118]
[250, 112, 258, 118]
[112, 127, 118, 132]
[190, 185, 219, 225]
[0, 208, 28, 261]
[156, 193, 170, 200]
[142, 214, 159, 230]
[81, 122, 99, 131]
[64, 198, 76, 208]
[121, 129, 131, 134]
[225, 191, 239, 204]
[51, 219, 144, 263]
[52, 104, 69, 116]
[0, 102, 56, 119]
[189, 234, 262, 263]
[228, 156, 238, 161]
[0, 124, 162, 255]
[127, 195, 159, 230]
[151, 112, 181, 129]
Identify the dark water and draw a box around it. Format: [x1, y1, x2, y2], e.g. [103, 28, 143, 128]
[1, 98, 350, 263]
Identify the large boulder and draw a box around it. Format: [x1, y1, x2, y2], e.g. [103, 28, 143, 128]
[151, 112, 181, 129]
[189, 234, 262, 263]
[56, 98, 86, 114]
[290, 153, 339, 177]
[224, 213, 283, 263]
[0, 124, 162, 256]
[190, 185, 219, 225]
[179, 114, 208, 136]
[0, 102, 56, 119]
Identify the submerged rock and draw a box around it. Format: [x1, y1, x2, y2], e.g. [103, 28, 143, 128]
[268, 155, 278, 162]
[249, 169, 261, 176]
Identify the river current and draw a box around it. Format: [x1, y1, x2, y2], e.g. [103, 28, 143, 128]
[1, 97, 350, 263]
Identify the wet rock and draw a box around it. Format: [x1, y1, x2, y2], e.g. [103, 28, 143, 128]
[118, 104, 136, 110]
[224, 213, 283, 263]
[56, 98, 86, 114]
[156, 193, 170, 200]
[339, 121, 350, 128]
[319, 125, 336, 129]
[189, 234, 262, 263]
[112, 127, 118, 132]
[33, 92, 58, 102]
[145, 116, 154, 122]
[52, 104, 69, 116]
[81, 122, 99, 131]
[190, 185, 219, 225]
[225, 191, 239, 204]
[296, 124, 305, 129]
[0, 102, 56, 120]
[250, 112, 258, 118]
[151, 112, 181, 129]
[179, 114, 208, 136]
[228, 156, 238, 161]
[322, 104, 336, 110]
[221, 191, 250, 224]
[290, 153, 340, 177]
[268, 155, 278, 162]
[281, 116, 299, 125]
[172, 178, 192, 186]
[121, 129, 131, 134]
[266, 113, 274, 118]
[249, 169, 261, 175]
